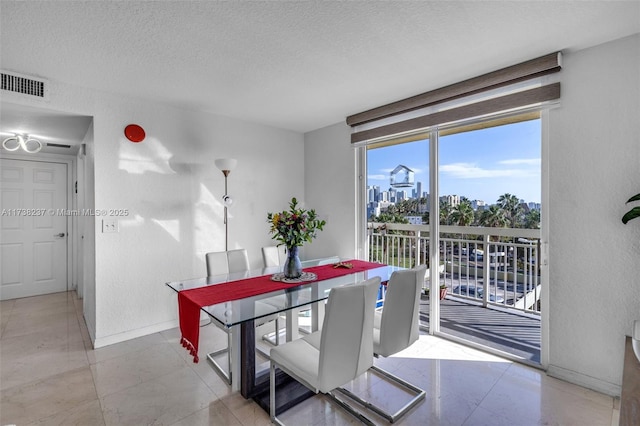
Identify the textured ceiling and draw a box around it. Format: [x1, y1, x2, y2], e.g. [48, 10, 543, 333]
[1, 1, 639, 145]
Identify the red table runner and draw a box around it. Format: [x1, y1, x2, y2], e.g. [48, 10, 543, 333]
[178, 259, 384, 362]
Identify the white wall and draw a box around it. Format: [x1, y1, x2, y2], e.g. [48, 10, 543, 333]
[80, 122, 97, 344]
[4, 79, 305, 347]
[547, 34, 640, 395]
[303, 34, 640, 396]
[91, 97, 304, 345]
[303, 122, 357, 261]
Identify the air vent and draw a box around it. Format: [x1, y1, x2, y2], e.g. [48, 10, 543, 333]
[1, 70, 49, 100]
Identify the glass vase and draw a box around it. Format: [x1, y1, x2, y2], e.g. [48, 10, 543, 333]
[283, 246, 303, 279]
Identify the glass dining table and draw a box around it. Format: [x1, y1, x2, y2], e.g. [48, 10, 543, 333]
[166, 260, 398, 413]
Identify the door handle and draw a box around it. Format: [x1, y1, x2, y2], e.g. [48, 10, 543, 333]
[54, 233, 66, 238]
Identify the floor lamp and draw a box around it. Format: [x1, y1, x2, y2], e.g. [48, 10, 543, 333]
[214, 158, 237, 251]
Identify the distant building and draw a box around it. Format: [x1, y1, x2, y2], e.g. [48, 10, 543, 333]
[367, 187, 375, 203]
[418, 196, 429, 213]
[378, 201, 394, 212]
[367, 202, 380, 219]
[440, 194, 461, 207]
[406, 216, 423, 225]
[413, 181, 423, 199]
[471, 199, 486, 210]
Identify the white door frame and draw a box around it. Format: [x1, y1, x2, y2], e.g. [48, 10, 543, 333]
[0, 151, 76, 294]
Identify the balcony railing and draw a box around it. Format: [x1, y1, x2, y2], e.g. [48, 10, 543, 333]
[367, 222, 542, 315]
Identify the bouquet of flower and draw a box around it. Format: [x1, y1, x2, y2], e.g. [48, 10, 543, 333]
[267, 197, 326, 249]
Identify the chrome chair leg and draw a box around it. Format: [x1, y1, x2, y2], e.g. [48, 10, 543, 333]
[336, 365, 425, 423]
[270, 361, 285, 426]
[326, 391, 376, 426]
[261, 317, 284, 346]
[206, 331, 232, 385]
[269, 360, 375, 426]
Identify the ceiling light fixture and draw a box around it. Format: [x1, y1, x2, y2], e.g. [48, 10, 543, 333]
[2, 134, 43, 153]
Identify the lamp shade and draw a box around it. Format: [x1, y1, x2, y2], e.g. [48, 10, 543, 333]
[214, 158, 237, 172]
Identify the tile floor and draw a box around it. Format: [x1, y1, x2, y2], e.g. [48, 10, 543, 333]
[1, 291, 620, 425]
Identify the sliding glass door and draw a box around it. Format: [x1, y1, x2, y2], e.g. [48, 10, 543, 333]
[360, 111, 544, 364]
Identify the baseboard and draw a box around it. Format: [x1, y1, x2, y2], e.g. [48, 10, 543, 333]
[83, 313, 96, 347]
[93, 319, 179, 349]
[547, 364, 621, 397]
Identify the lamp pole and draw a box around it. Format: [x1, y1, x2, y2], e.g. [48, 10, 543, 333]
[214, 158, 237, 252]
[222, 169, 230, 251]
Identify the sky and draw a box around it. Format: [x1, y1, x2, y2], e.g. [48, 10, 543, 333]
[367, 119, 542, 205]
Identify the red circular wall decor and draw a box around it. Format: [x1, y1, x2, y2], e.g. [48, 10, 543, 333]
[124, 124, 145, 142]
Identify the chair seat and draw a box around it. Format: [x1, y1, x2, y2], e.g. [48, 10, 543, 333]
[270, 335, 321, 392]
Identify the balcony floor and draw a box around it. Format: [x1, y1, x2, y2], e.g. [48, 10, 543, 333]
[419, 295, 541, 364]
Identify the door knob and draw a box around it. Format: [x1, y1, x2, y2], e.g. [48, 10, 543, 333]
[54, 233, 66, 238]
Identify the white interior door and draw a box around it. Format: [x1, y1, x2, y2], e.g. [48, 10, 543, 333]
[1, 158, 68, 300]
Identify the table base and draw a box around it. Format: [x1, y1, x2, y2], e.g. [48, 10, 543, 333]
[252, 369, 315, 415]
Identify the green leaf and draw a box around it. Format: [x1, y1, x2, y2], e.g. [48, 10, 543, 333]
[622, 206, 640, 224]
[627, 193, 640, 204]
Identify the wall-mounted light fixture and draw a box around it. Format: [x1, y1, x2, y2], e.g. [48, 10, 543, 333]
[2, 134, 42, 153]
[214, 158, 237, 251]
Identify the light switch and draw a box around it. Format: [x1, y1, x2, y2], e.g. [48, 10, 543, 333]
[102, 219, 119, 233]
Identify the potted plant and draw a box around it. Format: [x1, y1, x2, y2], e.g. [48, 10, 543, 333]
[622, 193, 640, 224]
[423, 284, 448, 300]
[623, 193, 640, 362]
[439, 284, 448, 300]
[267, 197, 326, 278]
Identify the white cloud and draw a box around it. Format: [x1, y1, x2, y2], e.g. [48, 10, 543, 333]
[499, 158, 541, 166]
[368, 174, 387, 181]
[440, 162, 537, 179]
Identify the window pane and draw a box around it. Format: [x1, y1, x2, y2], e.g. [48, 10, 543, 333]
[439, 117, 541, 227]
[366, 137, 429, 268]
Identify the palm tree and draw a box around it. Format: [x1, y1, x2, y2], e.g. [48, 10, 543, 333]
[450, 200, 474, 226]
[439, 199, 453, 225]
[479, 205, 509, 228]
[497, 193, 523, 227]
[523, 209, 541, 229]
[372, 212, 408, 224]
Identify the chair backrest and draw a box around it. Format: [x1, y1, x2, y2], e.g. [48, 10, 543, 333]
[227, 249, 250, 273]
[262, 245, 287, 267]
[317, 276, 380, 393]
[206, 249, 250, 276]
[315, 256, 340, 266]
[206, 251, 229, 277]
[300, 256, 340, 267]
[375, 264, 427, 357]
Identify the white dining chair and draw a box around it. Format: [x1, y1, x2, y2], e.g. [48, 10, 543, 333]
[336, 264, 428, 423]
[269, 276, 381, 426]
[261, 245, 287, 267]
[204, 248, 280, 385]
[205, 251, 229, 277]
[227, 248, 250, 273]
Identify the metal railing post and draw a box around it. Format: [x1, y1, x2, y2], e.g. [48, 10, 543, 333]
[482, 234, 490, 308]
